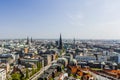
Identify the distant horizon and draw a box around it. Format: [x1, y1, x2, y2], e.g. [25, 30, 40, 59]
[1, 37, 120, 40]
[1, 0, 120, 39]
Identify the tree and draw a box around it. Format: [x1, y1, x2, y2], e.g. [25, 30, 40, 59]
[62, 48, 66, 52]
[11, 73, 21, 80]
[26, 68, 29, 79]
[49, 78, 54, 80]
[60, 48, 66, 56]
[22, 77, 28, 80]
[60, 50, 63, 55]
[70, 74, 74, 77]
[37, 62, 42, 70]
[32, 67, 35, 75]
[62, 65, 64, 70]
[55, 54, 58, 60]
[76, 75, 81, 79]
[40, 62, 42, 69]
[37, 62, 39, 70]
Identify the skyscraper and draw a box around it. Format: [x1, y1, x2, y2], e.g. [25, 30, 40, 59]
[58, 34, 63, 49]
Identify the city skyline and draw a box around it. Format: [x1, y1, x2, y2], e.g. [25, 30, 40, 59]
[1, 0, 120, 39]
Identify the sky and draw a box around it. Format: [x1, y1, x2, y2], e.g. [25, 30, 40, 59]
[0, 0, 120, 39]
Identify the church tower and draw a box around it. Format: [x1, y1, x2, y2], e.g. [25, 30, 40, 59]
[26, 36, 29, 45]
[73, 38, 76, 49]
[31, 37, 33, 43]
[58, 34, 63, 49]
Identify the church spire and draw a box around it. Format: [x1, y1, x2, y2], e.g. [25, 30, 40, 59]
[73, 38, 76, 49]
[31, 37, 33, 43]
[26, 36, 29, 45]
[58, 34, 63, 49]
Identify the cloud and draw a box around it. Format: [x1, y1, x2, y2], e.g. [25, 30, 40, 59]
[67, 13, 83, 20]
[67, 13, 84, 26]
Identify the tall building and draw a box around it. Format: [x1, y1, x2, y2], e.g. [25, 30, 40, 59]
[24, 48, 29, 54]
[58, 34, 63, 49]
[26, 37, 29, 45]
[55, 41, 59, 47]
[110, 55, 120, 64]
[73, 38, 76, 49]
[0, 69, 6, 80]
[31, 37, 33, 43]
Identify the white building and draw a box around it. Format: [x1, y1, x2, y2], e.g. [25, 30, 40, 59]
[0, 69, 6, 80]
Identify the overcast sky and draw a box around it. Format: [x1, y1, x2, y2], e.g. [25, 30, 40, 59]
[0, 0, 120, 39]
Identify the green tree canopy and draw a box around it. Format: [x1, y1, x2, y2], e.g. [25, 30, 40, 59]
[11, 73, 21, 80]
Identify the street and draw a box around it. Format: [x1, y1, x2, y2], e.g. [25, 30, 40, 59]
[29, 60, 57, 80]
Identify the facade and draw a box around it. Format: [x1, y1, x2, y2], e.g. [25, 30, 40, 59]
[0, 53, 15, 64]
[20, 58, 44, 68]
[110, 55, 120, 64]
[0, 69, 6, 80]
[69, 59, 77, 66]
[50, 54, 56, 61]
[65, 53, 73, 60]
[98, 56, 107, 62]
[0, 63, 10, 73]
[46, 55, 52, 65]
[75, 56, 96, 62]
[24, 48, 29, 54]
[41, 54, 52, 66]
[57, 58, 68, 67]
